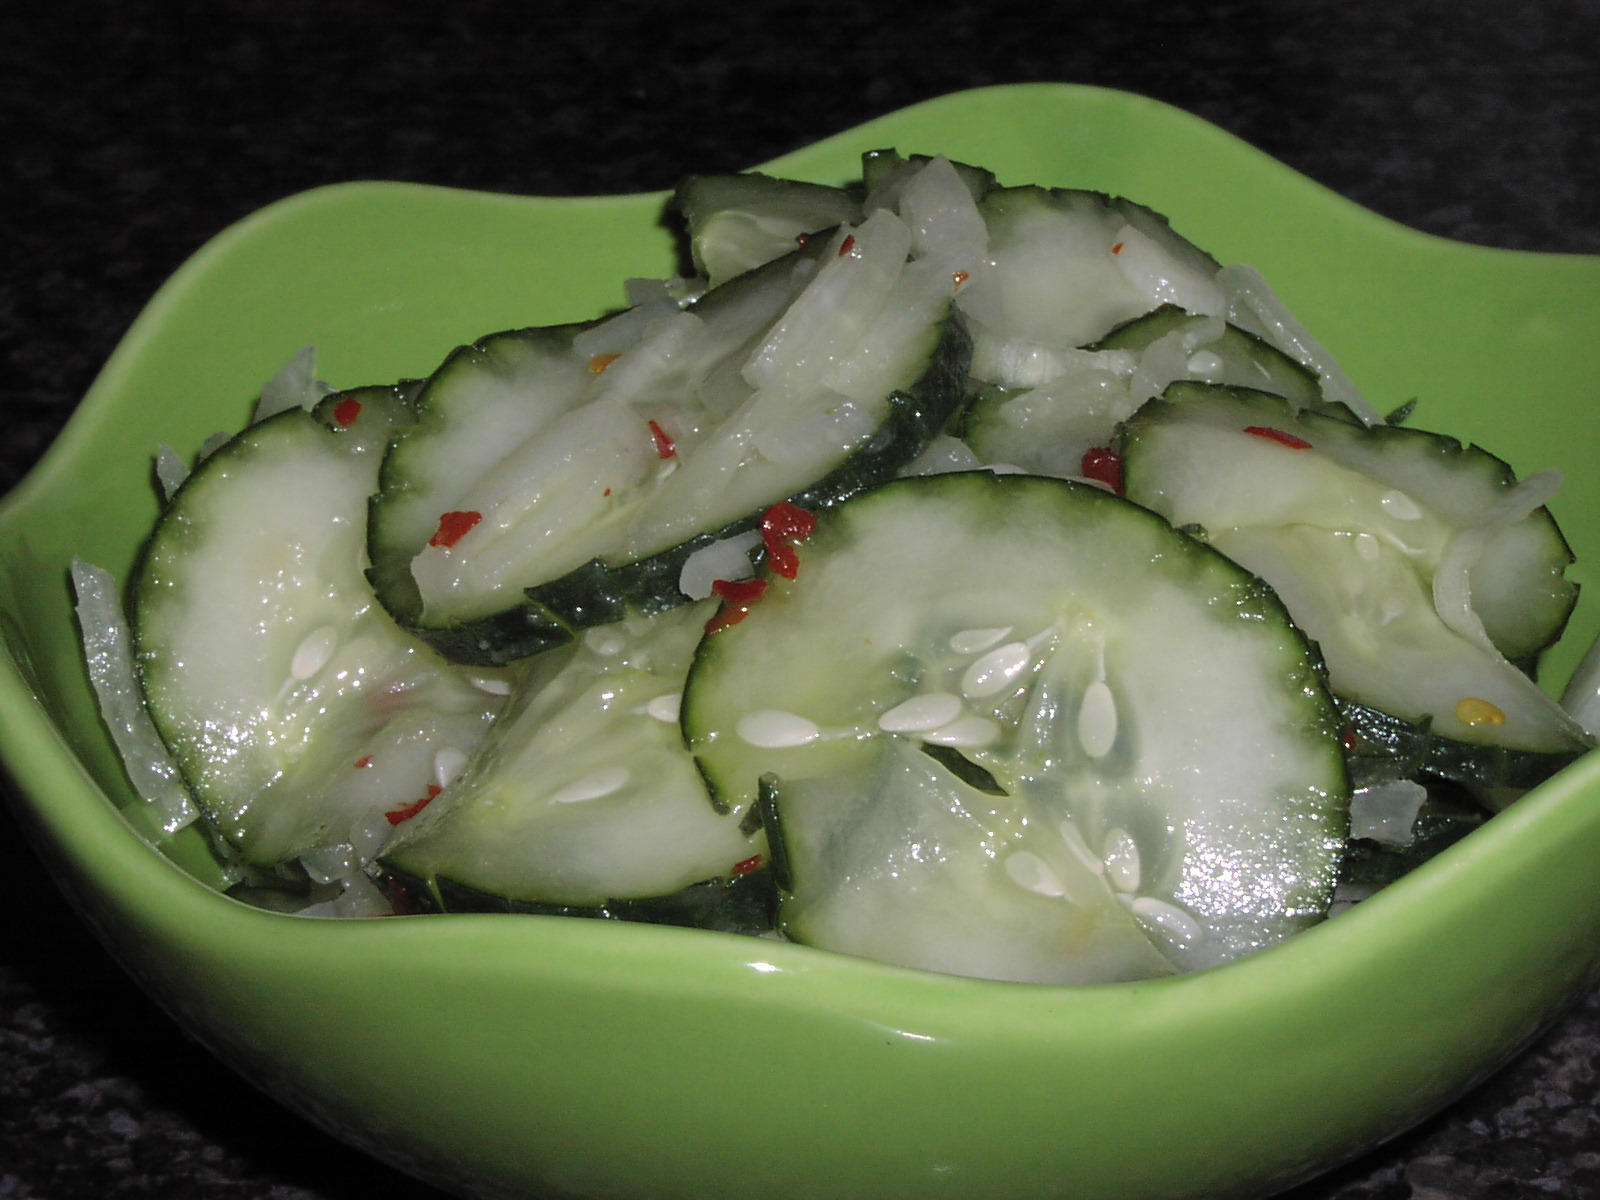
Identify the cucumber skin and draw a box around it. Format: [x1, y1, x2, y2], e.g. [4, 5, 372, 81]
[383, 862, 779, 935]
[1342, 700, 1589, 790]
[1121, 382, 1585, 788]
[397, 310, 975, 667]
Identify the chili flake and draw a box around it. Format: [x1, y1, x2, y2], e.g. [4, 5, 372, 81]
[648, 419, 677, 459]
[952, 269, 970, 290]
[589, 352, 621, 374]
[354, 755, 373, 769]
[705, 603, 752, 634]
[731, 853, 764, 876]
[385, 784, 442, 826]
[1111, 241, 1125, 255]
[1243, 426, 1313, 451]
[712, 577, 768, 604]
[1080, 447, 1124, 495]
[761, 501, 817, 580]
[332, 397, 363, 427]
[429, 510, 483, 548]
[838, 233, 856, 257]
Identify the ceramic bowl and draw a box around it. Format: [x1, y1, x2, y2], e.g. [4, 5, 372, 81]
[3, 84, 1599, 1200]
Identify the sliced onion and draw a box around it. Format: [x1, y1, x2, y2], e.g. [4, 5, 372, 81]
[1217, 264, 1383, 425]
[253, 345, 335, 423]
[1349, 779, 1427, 846]
[71, 559, 199, 835]
[1111, 224, 1225, 317]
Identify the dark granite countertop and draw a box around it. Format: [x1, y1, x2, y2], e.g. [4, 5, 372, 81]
[2, 1, 1598, 1197]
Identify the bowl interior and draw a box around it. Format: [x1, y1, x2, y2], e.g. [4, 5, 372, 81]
[4, 83, 1600, 1200]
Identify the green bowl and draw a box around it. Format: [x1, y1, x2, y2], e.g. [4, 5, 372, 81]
[3, 83, 1599, 1200]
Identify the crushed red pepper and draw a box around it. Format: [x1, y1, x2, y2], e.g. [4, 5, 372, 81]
[1080, 447, 1124, 495]
[332, 397, 363, 427]
[838, 233, 856, 257]
[731, 853, 764, 876]
[430, 510, 483, 548]
[354, 755, 373, 769]
[385, 784, 442, 826]
[711, 577, 768, 604]
[1244, 426, 1313, 451]
[648, 419, 677, 459]
[761, 501, 817, 580]
[589, 352, 621, 374]
[704, 603, 752, 634]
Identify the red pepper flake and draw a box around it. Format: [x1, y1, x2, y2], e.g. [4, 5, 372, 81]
[731, 853, 764, 877]
[1243, 425, 1313, 451]
[1340, 724, 1356, 753]
[1080, 447, 1124, 495]
[589, 352, 621, 374]
[705, 603, 751, 634]
[1111, 241, 1125, 255]
[761, 501, 817, 580]
[648, 419, 677, 459]
[332, 397, 363, 426]
[712, 577, 768, 604]
[603, 487, 612, 497]
[429, 509, 483, 548]
[951, 269, 969, 290]
[385, 784, 442, 826]
[838, 233, 856, 257]
[795, 233, 811, 248]
[354, 755, 373, 769]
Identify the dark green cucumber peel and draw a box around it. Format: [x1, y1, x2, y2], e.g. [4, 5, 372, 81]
[382, 861, 778, 935]
[1121, 382, 1586, 783]
[1091, 304, 1362, 425]
[861, 149, 999, 202]
[1341, 700, 1587, 790]
[1337, 784, 1487, 891]
[365, 321, 602, 646]
[400, 309, 975, 668]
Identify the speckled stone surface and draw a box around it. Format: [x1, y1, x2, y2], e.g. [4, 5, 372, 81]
[2, 1, 1598, 1197]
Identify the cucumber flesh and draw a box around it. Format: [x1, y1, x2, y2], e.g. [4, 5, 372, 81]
[957, 187, 1223, 388]
[134, 395, 520, 871]
[673, 171, 862, 288]
[960, 304, 1364, 479]
[684, 472, 1349, 983]
[382, 601, 764, 911]
[382, 193, 970, 664]
[1121, 382, 1590, 778]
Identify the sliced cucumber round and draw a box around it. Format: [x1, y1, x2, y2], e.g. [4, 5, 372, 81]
[381, 601, 766, 918]
[1121, 382, 1590, 785]
[672, 171, 861, 288]
[134, 393, 520, 871]
[374, 207, 971, 666]
[956, 187, 1223, 388]
[683, 472, 1349, 983]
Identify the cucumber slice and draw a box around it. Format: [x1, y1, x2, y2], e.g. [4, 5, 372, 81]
[380, 206, 970, 666]
[134, 393, 520, 871]
[683, 473, 1349, 983]
[367, 321, 602, 658]
[673, 171, 861, 288]
[956, 187, 1224, 388]
[381, 601, 766, 916]
[1121, 382, 1590, 783]
[960, 305, 1364, 479]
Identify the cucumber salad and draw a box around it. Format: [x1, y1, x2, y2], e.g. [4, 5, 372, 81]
[76, 151, 1597, 985]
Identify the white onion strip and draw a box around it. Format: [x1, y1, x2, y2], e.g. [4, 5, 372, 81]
[71, 559, 200, 834]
